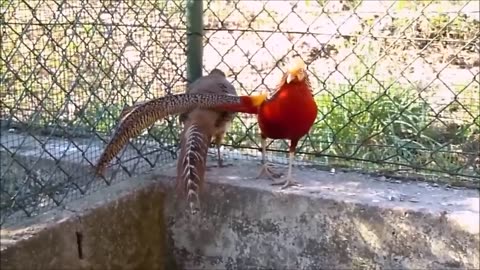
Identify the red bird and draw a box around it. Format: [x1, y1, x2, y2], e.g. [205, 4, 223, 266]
[258, 57, 318, 188]
[223, 57, 318, 189]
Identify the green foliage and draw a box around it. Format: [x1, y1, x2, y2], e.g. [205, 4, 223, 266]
[224, 117, 260, 148]
[390, 10, 479, 42]
[70, 97, 124, 135]
[148, 116, 182, 148]
[308, 81, 478, 176]
[424, 13, 479, 40]
[312, 84, 427, 155]
[303, 0, 362, 9]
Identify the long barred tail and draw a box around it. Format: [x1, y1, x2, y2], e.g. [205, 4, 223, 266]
[176, 123, 210, 214]
[216, 92, 267, 114]
[94, 93, 266, 176]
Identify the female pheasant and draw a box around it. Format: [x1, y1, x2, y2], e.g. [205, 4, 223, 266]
[176, 69, 239, 213]
[94, 92, 265, 177]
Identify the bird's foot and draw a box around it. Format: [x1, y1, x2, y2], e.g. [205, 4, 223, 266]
[217, 159, 234, 168]
[206, 160, 233, 170]
[256, 163, 283, 180]
[271, 176, 301, 189]
[215, 162, 233, 168]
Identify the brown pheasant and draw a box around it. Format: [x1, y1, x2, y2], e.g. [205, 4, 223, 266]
[177, 69, 238, 213]
[94, 92, 266, 177]
[178, 69, 237, 168]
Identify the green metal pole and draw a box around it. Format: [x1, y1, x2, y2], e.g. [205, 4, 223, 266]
[186, 0, 203, 84]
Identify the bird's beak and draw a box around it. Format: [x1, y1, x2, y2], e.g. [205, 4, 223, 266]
[286, 72, 296, 84]
[285, 57, 306, 84]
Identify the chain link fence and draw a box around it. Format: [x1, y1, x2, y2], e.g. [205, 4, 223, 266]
[1, 0, 479, 223]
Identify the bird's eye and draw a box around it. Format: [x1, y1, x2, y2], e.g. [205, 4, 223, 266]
[298, 70, 305, 80]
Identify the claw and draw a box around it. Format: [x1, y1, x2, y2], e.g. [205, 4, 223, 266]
[217, 156, 223, 168]
[218, 162, 233, 168]
[271, 176, 301, 189]
[257, 163, 282, 180]
[206, 162, 233, 170]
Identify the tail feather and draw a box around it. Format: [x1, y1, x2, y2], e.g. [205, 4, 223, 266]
[215, 94, 267, 114]
[118, 100, 148, 121]
[176, 123, 210, 214]
[94, 93, 265, 175]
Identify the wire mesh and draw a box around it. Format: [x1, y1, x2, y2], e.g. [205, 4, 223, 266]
[202, 0, 479, 183]
[0, 0, 188, 223]
[1, 0, 479, 223]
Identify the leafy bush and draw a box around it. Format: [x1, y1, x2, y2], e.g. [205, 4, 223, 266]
[309, 82, 478, 176]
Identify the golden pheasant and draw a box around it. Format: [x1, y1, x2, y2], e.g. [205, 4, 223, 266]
[217, 57, 318, 189]
[257, 57, 317, 189]
[94, 92, 265, 177]
[176, 69, 239, 213]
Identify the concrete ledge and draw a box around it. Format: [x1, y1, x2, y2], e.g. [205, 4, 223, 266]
[1, 176, 173, 270]
[1, 132, 479, 269]
[160, 163, 479, 269]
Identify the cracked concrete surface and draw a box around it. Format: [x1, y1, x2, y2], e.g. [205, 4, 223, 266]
[161, 162, 479, 269]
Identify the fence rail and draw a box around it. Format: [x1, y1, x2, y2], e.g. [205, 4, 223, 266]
[1, 0, 479, 223]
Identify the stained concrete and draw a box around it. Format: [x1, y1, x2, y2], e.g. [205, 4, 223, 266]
[1, 132, 479, 269]
[160, 162, 479, 270]
[1, 177, 173, 270]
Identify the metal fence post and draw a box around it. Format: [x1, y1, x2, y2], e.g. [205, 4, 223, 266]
[186, 0, 203, 84]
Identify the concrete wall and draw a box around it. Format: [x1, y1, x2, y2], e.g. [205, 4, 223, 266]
[162, 164, 479, 270]
[1, 178, 174, 270]
[1, 133, 479, 269]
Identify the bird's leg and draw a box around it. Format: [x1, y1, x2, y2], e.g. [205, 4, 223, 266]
[272, 141, 301, 189]
[207, 133, 232, 169]
[216, 142, 223, 167]
[257, 136, 282, 180]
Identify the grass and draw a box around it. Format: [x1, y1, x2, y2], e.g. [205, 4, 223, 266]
[315, 83, 477, 171]
[1, 0, 479, 187]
